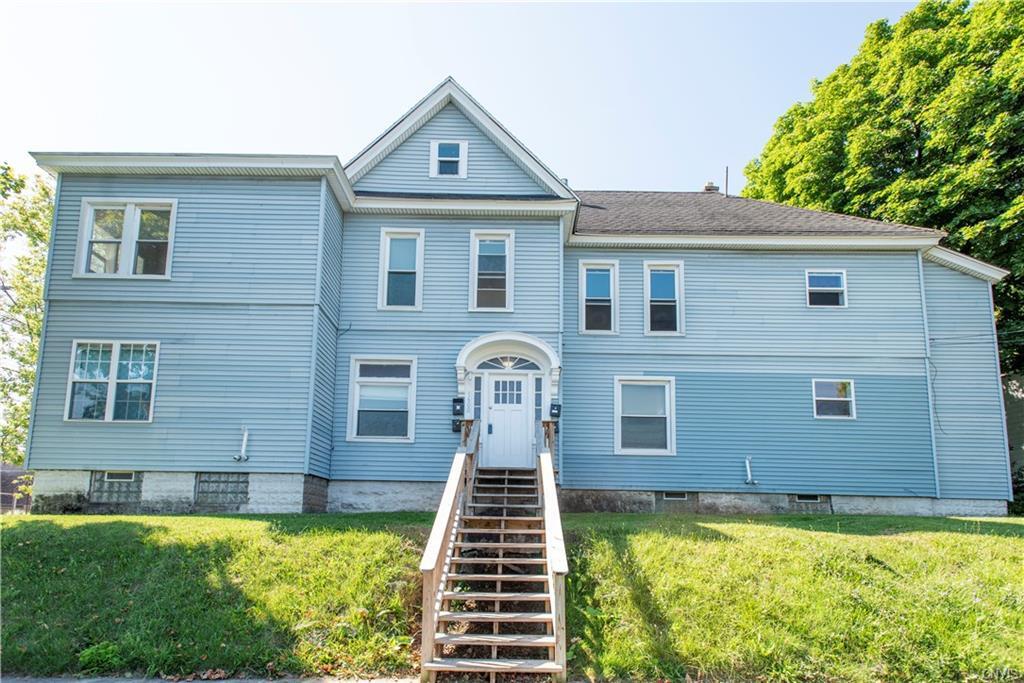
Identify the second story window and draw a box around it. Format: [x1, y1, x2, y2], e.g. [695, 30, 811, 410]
[378, 228, 424, 310]
[644, 261, 684, 335]
[470, 230, 514, 312]
[806, 270, 847, 307]
[580, 260, 618, 334]
[79, 199, 176, 278]
[430, 140, 468, 178]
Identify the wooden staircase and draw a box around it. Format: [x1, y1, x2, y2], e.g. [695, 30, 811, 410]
[420, 422, 567, 682]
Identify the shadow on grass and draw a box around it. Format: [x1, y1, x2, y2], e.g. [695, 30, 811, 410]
[1, 519, 296, 677]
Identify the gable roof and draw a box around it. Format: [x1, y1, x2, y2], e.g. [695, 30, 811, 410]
[574, 190, 943, 238]
[344, 77, 575, 200]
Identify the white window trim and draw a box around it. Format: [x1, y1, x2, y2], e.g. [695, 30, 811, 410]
[643, 260, 685, 336]
[806, 269, 848, 308]
[64, 339, 160, 424]
[377, 227, 425, 311]
[578, 259, 619, 335]
[614, 375, 676, 456]
[74, 198, 177, 279]
[812, 378, 857, 420]
[346, 355, 417, 443]
[429, 139, 469, 179]
[469, 229, 515, 312]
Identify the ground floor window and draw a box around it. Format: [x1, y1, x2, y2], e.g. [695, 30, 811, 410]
[348, 357, 416, 441]
[614, 376, 675, 455]
[66, 340, 159, 422]
[812, 379, 856, 419]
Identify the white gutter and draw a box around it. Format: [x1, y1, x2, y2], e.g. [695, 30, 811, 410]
[568, 233, 941, 251]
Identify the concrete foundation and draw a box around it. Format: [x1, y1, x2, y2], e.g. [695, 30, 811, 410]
[831, 495, 1007, 516]
[140, 472, 195, 513]
[328, 480, 444, 512]
[559, 488, 655, 513]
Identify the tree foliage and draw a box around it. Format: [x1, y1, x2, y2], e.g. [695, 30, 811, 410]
[1, 170, 53, 465]
[744, 0, 1024, 373]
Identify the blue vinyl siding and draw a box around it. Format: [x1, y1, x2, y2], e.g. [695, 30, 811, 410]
[353, 104, 550, 196]
[565, 249, 927, 357]
[924, 263, 1011, 499]
[339, 215, 561, 334]
[560, 355, 937, 496]
[49, 176, 322, 303]
[307, 189, 344, 478]
[29, 301, 313, 472]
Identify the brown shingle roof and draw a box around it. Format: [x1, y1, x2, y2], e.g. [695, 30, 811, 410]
[574, 191, 943, 237]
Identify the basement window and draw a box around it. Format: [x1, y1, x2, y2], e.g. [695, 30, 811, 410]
[430, 140, 468, 178]
[662, 491, 688, 500]
[104, 471, 135, 482]
[806, 270, 846, 307]
[795, 494, 822, 503]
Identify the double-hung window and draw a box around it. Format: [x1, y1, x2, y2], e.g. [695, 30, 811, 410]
[429, 140, 468, 178]
[614, 376, 675, 455]
[78, 199, 176, 277]
[66, 340, 159, 422]
[470, 230, 514, 311]
[806, 270, 846, 307]
[580, 260, 618, 334]
[643, 261, 684, 335]
[812, 379, 856, 419]
[348, 358, 416, 441]
[378, 228, 424, 310]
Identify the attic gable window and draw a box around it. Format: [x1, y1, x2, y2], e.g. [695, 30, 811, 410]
[78, 199, 176, 278]
[430, 140, 468, 178]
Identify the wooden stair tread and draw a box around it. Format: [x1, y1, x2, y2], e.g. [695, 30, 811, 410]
[463, 515, 543, 521]
[473, 484, 538, 489]
[434, 633, 556, 646]
[423, 658, 562, 673]
[447, 573, 549, 582]
[458, 528, 545, 535]
[450, 557, 547, 564]
[437, 610, 553, 622]
[455, 541, 545, 549]
[443, 591, 550, 600]
[467, 503, 541, 508]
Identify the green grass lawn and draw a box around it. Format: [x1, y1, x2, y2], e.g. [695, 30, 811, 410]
[2, 513, 1022, 681]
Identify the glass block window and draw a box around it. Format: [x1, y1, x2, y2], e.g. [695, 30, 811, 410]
[67, 341, 158, 422]
[81, 200, 175, 277]
[813, 379, 856, 419]
[350, 358, 416, 440]
[615, 377, 675, 455]
[195, 473, 249, 508]
[379, 229, 423, 309]
[90, 471, 143, 504]
[806, 271, 847, 307]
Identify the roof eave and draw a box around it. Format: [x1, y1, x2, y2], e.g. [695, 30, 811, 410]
[923, 246, 1010, 283]
[351, 195, 579, 218]
[567, 233, 943, 250]
[30, 152, 356, 210]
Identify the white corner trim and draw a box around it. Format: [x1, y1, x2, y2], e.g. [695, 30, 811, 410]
[923, 246, 1009, 283]
[568, 234, 941, 250]
[30, 152, 355, 210]
[343, 78, 575, 199]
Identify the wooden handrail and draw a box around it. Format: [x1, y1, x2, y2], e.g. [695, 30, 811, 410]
[537, 420, 567, 680]
[419, 420, 479, 680]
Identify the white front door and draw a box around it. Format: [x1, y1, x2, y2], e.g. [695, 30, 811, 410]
[482, 373, 533, 469]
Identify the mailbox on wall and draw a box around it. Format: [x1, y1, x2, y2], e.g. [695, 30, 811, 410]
[452, 397, 465, 417]
[549, 403, 562, 419]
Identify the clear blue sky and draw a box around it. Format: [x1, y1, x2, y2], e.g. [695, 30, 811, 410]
[2, 1, 915, 194]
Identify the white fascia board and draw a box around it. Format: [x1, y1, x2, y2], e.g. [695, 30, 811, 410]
[343, 77, 576, 200]
[351, 195, 579, 217]
[923, 245, 1009, 283]
[30, 152, 355, 210]
[567, 233, 942, 250]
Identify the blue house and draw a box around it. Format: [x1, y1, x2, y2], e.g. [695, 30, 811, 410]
[26, 78, 1013, 517]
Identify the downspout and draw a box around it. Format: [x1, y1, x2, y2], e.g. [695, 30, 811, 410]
[24, 173, 62, 471]
[917, 250, 941, 499]
[988, 283, 1013, 501]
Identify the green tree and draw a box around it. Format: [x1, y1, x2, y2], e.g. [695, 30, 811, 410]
[744, 0, 1024, 373]
[1, 170, 53, 465]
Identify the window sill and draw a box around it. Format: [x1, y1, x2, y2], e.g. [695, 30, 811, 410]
[614, 449, 676, 457]
[468, 307, 515, 313]
[643, 330, 686, 337]
[580, 329, 618, 336]
[72, 273, 171, 281]
[346, 436, 416, 444]
[812, 415, 856, 421]
[377, 305, 423, 312]
[64, 418, 154, 425]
